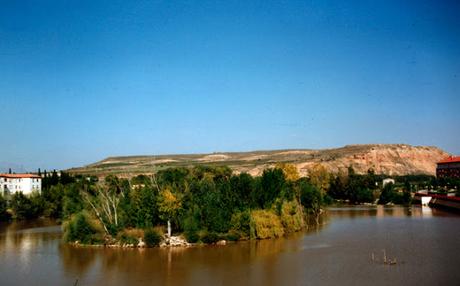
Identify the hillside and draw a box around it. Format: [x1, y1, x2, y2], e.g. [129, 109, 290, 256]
[67, 144, 450, 178]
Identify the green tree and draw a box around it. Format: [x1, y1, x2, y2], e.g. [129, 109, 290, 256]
[379, 183, 395, 204]
[0, 195, 11, 221]
[258, 168, 285, 208]
[10, 192, 43, 220]
[299, 179, 322, 224]
[230, 173, 254, 209]
[63, 183, 84, 219]
[328, 171, 348, 200]
[42, 184, 64, 218]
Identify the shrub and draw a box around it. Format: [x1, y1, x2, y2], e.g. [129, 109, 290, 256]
[280, 200, 304, 233]
[10, 192, 44, 220]
[144, 228, 162, 247]
[250, 209, 284, 239]
[201, 231, 219, 244]
[117, 229, 143, 245]
[63, 212, 104, 244]
[185, 231, 200, 243]
[119, 233, 139, 245]
[229, 210, 251, 238]
[225, 231, 240, 241]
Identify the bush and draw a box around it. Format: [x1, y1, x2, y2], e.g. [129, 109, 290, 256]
[280, 200, 304, 233]
[184, 230, 200, 243]
[229, 210, 251, 238]
[225, 231, 240, 241]
[201, 231, 219, 244]
[63, 212, 104, 244]
[322, 194, 333, 205]
[119, 233, 139, 245]
[353, 188, 374, 203]
[10, 192, 44, 220]
[144, 228, 162, 247]
[117, 229, 143, 245]
[250, 210, 284, 239]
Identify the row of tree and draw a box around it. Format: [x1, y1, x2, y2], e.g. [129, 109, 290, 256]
[2, 164, 454, 244]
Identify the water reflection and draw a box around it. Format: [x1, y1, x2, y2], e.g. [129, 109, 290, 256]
[327, 205, 444, 219]
[0, 219, 60, 256]
[1, 207, 460, 286]
[58, 237, 297, 285]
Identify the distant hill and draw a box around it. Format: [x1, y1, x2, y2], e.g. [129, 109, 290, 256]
[67, 144, 450, 178]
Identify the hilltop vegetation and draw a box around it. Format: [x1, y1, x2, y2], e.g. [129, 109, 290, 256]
[67, 144, 449, 178]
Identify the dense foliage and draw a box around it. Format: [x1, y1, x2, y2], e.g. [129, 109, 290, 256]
[58, 165, 326, 243]
[0, 195, 11, 221]
[2, 164, 458, 245]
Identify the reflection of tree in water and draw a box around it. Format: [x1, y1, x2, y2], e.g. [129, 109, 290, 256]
[80, 241, 305, 285]
[59, 245, 98, 277]
[0, 219, 61, 253]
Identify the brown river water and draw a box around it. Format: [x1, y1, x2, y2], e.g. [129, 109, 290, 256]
[1, 206, 459, 286]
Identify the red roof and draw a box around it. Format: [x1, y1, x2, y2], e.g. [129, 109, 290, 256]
[437, 156, 460, 164]
[0, 173, 41, 179]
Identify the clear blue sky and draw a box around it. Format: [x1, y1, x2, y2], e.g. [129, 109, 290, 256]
[1, 0, 459, 171]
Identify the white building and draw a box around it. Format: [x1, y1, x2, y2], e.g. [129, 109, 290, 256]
[0, 174, 42, 196]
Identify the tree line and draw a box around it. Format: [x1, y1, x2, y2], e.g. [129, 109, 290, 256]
[1, 164, 458, 245]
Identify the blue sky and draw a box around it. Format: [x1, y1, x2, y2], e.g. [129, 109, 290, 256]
[1, 0, 459, 171]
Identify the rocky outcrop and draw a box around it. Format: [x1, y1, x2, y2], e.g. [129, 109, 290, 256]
[159, 236, 190, 247]
[294, 144, 449, 176]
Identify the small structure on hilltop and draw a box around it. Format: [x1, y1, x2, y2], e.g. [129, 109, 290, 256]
[0, 173, 42, 196]
[436, 156, 460, 179]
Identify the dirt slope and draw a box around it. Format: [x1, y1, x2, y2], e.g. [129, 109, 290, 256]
[67, 144, 449, 178]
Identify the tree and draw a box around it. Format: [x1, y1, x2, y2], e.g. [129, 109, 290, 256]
[63, 183, 84, 219]
[230, 173, 255, 209]
[42, 184, 64, 218]
[299, 179, 322, 224]
[309, 164, 330, 195]
[128, 186, 158, 228]
[157, 187, 181, 237]
[258, 168, 286, 208]
[0, 195, 11, 221]
[379, 183, 395, 204]
[276, 163, 300, 182]
[82, 179, 127, 235]
[10, 192, 43, 219]
[328, 171, 348, 200]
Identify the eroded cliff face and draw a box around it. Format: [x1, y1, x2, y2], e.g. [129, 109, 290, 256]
[69, 144, 450, 178]
[290, 144, 449, 177]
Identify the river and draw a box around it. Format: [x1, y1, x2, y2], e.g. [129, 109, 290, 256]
[1, 206, 459, 286]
